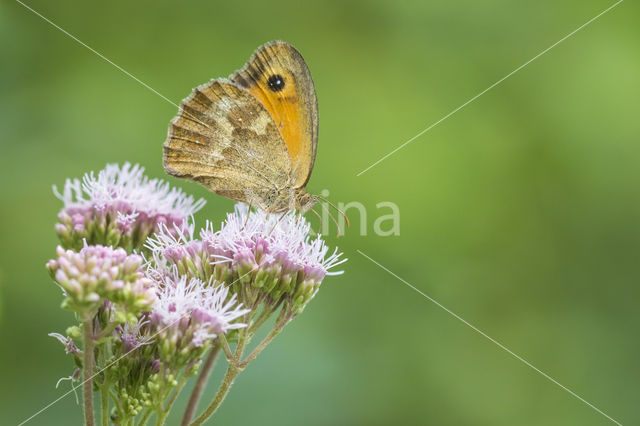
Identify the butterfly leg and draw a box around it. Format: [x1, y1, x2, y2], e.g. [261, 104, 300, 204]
[268, 211, 288, 236]
[242, 202, 253, 230]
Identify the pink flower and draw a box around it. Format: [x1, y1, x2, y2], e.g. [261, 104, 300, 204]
[201, 204, 346, 311]
[47, 244, 155, 318]
[53, 163, 205, 250]
[204, 204, 345, 277]
[149, 273, 249, 350]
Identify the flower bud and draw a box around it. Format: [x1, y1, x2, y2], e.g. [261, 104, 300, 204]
[47, 244, 155, 319]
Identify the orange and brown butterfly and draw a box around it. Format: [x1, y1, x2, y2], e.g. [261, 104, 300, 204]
[163, 40, 322, 215]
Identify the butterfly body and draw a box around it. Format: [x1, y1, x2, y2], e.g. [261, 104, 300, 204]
[163, 41, 319, 213]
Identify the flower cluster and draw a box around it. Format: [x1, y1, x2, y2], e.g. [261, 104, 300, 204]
[103, 273, 250, 420]
[204, 204, 346, 314]
[46, 163, 345, 425]
[146, 204, 346, 318]
[47, 244, 155, 320]
[150, 273, 249, 358]
[145, 220, 216, 283]
[54, 163, 205, 251]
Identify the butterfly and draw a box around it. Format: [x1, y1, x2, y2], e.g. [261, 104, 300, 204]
[163, 41, 321, 215]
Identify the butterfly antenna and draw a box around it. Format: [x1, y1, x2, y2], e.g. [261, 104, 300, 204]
[309, 207, 324, 236]
[319, 200, 343, 237]
[318, 196, 350, 229]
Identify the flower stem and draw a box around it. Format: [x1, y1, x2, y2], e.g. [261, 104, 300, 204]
[95, 321, 119, 341]
[190, 330, 248, 425]
[100, 384, 109, 426]
[247, 306, 273, 335]
[181, 346, 221, 426]
[164, 373, 188, 418]
[239, 318, 288, 369]
[219, 334, 233, 360]
[156, 408, 168, 426]
[138, 408, 153, 425]
[82, 321, 95, 426]
[189, 363, 241, 426]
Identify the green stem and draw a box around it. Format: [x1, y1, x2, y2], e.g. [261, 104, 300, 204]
[239, 318, 289, 369]
[83, 321, 96, 426]
[138, 408, 153, 426]
[247, 307, 273, 335]
[101, 383, 110, 426]
[154, 370, 188, 426]
[189, 363, 241, 426]
[181, 346, 221, 426]
[96, 321, 119, 341]
[156, 408, 168, 426]
[165, 374, 188, 415]
[219, 334, 233, 360]
[190, 330, 248, 425]
[109, 389, 122, 416]
[98, 343, 110, 426]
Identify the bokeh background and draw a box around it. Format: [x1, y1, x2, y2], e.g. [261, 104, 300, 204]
[1, 0, 639, 424]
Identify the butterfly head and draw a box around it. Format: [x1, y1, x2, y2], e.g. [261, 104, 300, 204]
[295, 190, 318, 213]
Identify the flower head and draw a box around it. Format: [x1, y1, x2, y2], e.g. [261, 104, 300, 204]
[48, 332, 80, 355]
[149, 272, 249, 362]
[54, 163, 205, 251]
[202, 204, 346, 313]
[144, 219, 215, 282]
[47, 244, 155, 319]
[118, 319, 152, 353]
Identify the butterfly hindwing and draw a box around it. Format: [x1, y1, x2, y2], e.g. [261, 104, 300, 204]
[163, 78, 291, 204]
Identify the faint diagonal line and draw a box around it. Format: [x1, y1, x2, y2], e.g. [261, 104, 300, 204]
[357, 249, 623, 426]
[356, 0, 624, 177]
[15, 0, 180, 109]
[18, 320, 176, 426]
[18, 271, 253, 425]
[15, 0, 286, 181]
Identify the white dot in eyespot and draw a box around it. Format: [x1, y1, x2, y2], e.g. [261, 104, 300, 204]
[195, 140, 201, 144]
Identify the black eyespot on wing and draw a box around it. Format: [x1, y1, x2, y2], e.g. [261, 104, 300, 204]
[267, 74, 285, 92]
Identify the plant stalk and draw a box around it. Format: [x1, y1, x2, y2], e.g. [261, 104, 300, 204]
[190, 330, 248, 425]
[100, 384, 109, 426]
[181, 346, 221, 426]
[189, 363, 241, 426]
[82, 321, 95, 426]
[138, 408, 153, 425]
[239, 322, 285, 369]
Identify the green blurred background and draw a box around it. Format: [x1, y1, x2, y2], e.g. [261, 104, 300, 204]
[1, 0, 638, 424]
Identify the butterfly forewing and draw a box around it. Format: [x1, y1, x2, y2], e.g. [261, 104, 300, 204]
[230, 41, 319, 188]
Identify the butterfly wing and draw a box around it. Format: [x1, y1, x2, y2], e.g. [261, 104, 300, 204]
[163, 78, 291, 204]
[230, 41, 319, 188]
